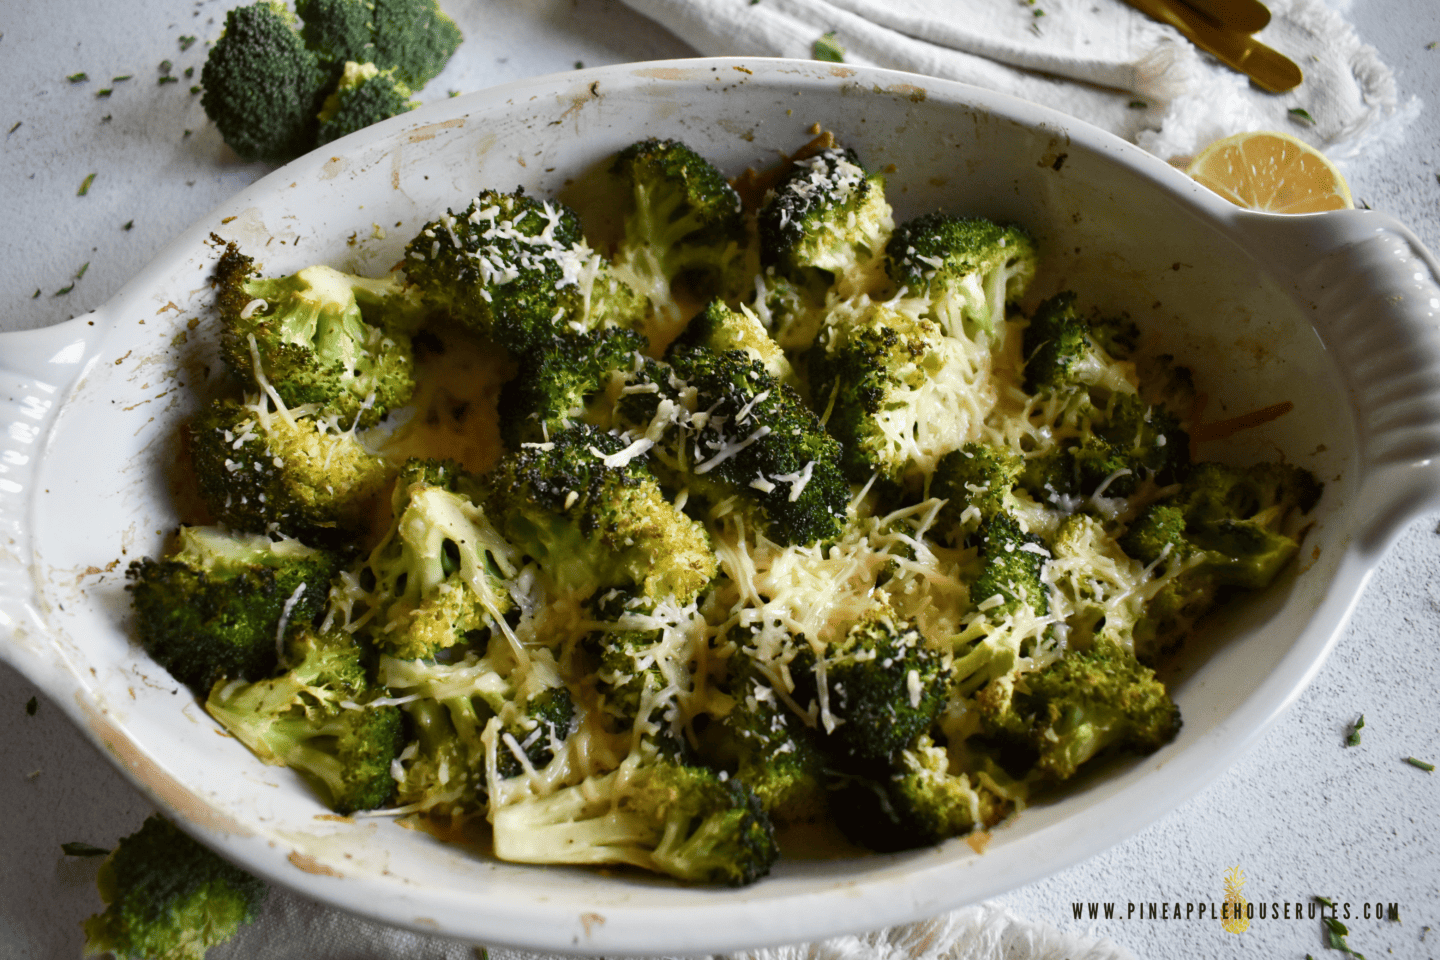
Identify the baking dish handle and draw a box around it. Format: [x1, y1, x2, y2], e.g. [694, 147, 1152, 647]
[0, 312, 111, 662]
[1236, 210, 1440, 556]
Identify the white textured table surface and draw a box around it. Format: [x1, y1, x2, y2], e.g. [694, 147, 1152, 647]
[3, 2, 1438, 959]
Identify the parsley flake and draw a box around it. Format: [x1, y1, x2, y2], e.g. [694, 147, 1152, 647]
[179, 34, 197, 51]
[77, 172, 96, 196]
[55, 283, 74, 296]
[813, 31, 845, 63]
[1346, 714, 1364, 746]
[1322, 916, 1365, 957]
[75, 262, 89, 280]
[1405, 756, 1434, 772]
[25, 696, 37, 716]
[159, 75, 179, 85]
[61, 841, 110, 857]
[7, 121, 19, 135]
[1289, 107, 1316, 124]
[122, 219, 134, 230]
[159, 59, 172, 73]
[67, 72, 88, 83]
[112, 74, 132, 82]
[97, 88, 113, 98]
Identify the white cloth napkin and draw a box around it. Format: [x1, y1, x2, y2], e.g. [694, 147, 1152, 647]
[618, 0, 1410, 162]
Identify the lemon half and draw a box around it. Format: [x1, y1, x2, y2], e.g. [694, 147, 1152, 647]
[1186, 130, 1352, 214]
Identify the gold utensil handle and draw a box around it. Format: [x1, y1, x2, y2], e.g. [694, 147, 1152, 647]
[1122, 0, 1301, 93]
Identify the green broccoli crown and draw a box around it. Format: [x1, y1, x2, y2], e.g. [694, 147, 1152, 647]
[1137, 353, 1198, 413]
[1118, 503, 1188, 565]
[125, 526, 342, 695]
[82, 814, 267, 960]
[490, 751, 779, 887]
[668, 300, 792, 386]
[403, 188, 592, 355]
[296, 0, 462, 88]
[885, 212, 1038, 336]
[617, 345, 849, 546]
[830, 734, 1013, 852]
[364, 477, 519, 660]
[199, 0, 329, 165]
[979, 638, 1181, 781]
[316, 61, 417, 145]
[215, 242, 417, 428]
[188, 396, 391, 538]
[1090, 312, 1141, 361]
[1178, 460, 1323, 528]
[611, 137, 749, 298]
[496, 685, 577, 780]
[808, 304, 975, 493]
[588, 589, 681, 732]
[1092, 393, 1189, 488]
[932, 443, 1024, 535]
[757, 146, 891, 287]
[970, 512, 1049, 619]
[1021, 291, 1090, 394]
[796, 609, 950, 767]
[496, 326, 648, 449]
[205, 627, 404, 814]
[716, 661, 829, 826]
[485, 423, 717, 603]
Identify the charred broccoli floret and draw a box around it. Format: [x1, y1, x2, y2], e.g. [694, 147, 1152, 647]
[484, 424, 716, 603]
[125, 526, 343, 695]
[214, 241, 417, 428]
[667, 299, 794, 387]
[969, 512, 1050, 619]
[885, 213, 1037, 338]
[615, 344, 849, 546]
[188, 396, 392, 538]
[495, 326, 648, 449]
[82, 814, 267, 960]
[315, 61, 417, 145]
[756, 146, 893, 299]
[205, 627, 405, 814]
[930, 443, 1024, 538]
[809, 301, 981, 494]
[1022, 291, 1136, 396]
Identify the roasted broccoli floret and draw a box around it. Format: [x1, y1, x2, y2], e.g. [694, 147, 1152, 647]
[491, 746, 779, 887]
[1022, 291, 1136, 396]
[200, 0, 329, 165]
[885, 213, 1037, 338]
[615, 345, 849, 546]
[668, 299, 794, 387]
[975, 638, 1181, 781]
[188, 396, 392, 538]
[363, 461, 520, 660]
[315, 61, 417, 145]
[830, 733, 1015, 852]
[1122, 460, 1322, 658]
[403, 189, 601, 355]
[82, 814, 267, 960]
[587, 589, 697, 736]
[381, 637, 576, 816]
[792, 608, 950, 768]
[295, 0, 463, 89]
[969, 512, 1049, 619]
[206, 627, 405, 813]
[808, 301, 980, 494]
[495, 325, 648, 449]
[214, 241, 417, 428]
[125, 526, 343, 695]
[484, 423, 717, 603]
[930, 443, 1024, 538]
[610, 138, 752, 335]
[708, 656, 829, 826]
[756, 146, 893, 300]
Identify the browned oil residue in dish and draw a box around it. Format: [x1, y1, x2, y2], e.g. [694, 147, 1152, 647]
[289, 850, 343, 877]
[1191, 400, 1295, 444]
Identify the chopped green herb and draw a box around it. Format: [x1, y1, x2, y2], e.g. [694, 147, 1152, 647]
[1405, 756, 1434, 771]
[448, 89, 460, 97]
[184, 66, 194, 78]
[101, 114, 112, 123]
[1033, 7, 1046, 16]
[122, 220, 134, 230]
[190, 85, 201, 95]
[56, 283, 75, 296]
[1289, 107, 1316, 124]
[159, 59, 172, 73]
[25, 696, 37, 716]
[1346, 714, 1364, 746]
[75, 262, 89, 280]
[61, 841, 111, 857]
[750, 0, 761, 5]
[183, 129, 192, 138]
[813, 31, 845, 63]
[77, 173, 96, 196]
[67, 72, 89, 83]
[1128, 100, 1147, 109]
[97, 88, 113, 98]
[1429, 41, 1438, 50]
[32, 289, 40, 299]
[1322, 916, 1365, 957]
[574, 61, 584, 70]
[159, 76, 179, 85]
[1316, 895, 1336, 908]
[112, 75, 132, 82]
[7, 121, 19, 135]
[179, 35, 197, 51]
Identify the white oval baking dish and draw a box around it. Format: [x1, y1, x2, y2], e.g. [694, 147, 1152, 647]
[3, 58, 1439, 955]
